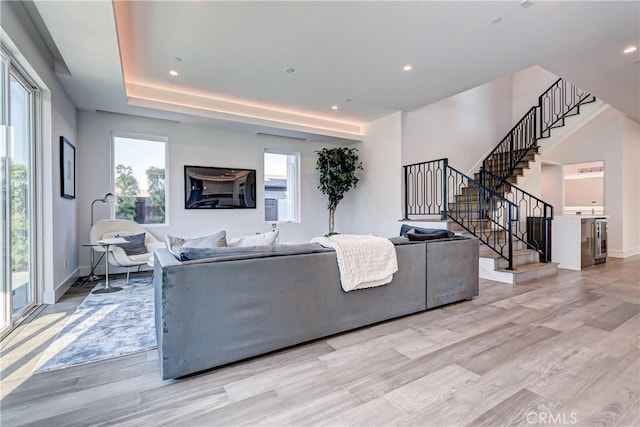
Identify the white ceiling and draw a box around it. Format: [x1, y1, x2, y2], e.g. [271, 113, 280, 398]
[33, 1, 640, 141]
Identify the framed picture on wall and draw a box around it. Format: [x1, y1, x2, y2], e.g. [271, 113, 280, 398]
[60, 136, 75, 199]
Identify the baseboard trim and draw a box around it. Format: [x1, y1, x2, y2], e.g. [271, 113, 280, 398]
[44, 268, 80, 304]
[608, 248, 640, 258]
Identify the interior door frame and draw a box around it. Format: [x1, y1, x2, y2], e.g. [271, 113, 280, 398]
[0, 46, 40, 340]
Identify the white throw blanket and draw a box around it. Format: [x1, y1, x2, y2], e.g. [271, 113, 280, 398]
[311, 234, 398, 292]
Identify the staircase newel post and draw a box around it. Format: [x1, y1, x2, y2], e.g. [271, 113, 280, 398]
[538, 93, 543, 139]
[509, 134, 514, 173]
[507, 204, 514, 271]
[441, 159, 448, 220]
[403, 165, 409, 220]
[542, 204, 552, 263]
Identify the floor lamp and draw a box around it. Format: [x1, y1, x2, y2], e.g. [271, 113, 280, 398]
[88, 192, 116, 281]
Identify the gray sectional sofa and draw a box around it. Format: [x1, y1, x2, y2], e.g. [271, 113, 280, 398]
[153, 235, 478, 379]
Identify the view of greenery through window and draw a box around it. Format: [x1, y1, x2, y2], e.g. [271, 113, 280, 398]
[113, 136, 166, 225]
[10, 162, 28, 271]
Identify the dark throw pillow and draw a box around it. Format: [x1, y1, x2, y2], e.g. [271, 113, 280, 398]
[117, 232, 147, 255]
[406, 229, 455, 241]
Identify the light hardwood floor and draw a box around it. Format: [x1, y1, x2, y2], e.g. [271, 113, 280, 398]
[1, 257, 638, 426]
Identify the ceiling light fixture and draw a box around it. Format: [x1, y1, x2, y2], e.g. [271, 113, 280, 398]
[491, 17, 502, 24]
[519, 0, 533, 8]
[623, 46, 638, 54]
[169, 70, 179, 76]
[403, 64, 413, 71]
[331, 105, 338, 110]
[283, 67, 295, 74]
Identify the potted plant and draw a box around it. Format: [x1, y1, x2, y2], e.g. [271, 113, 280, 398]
[315, 147, 363, 235]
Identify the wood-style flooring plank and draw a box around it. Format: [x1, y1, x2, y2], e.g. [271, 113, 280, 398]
[464, 388, 546, 427]
[1, 257, 639, 426]
[384, 363, 480, 414]
[563, 348, 640, 426]
[585, 302, 640, 332]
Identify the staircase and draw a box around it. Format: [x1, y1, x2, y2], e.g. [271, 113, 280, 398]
[403, 78, 596, 285]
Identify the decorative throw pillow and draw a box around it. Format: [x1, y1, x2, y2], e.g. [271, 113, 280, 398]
[180, 230, 227, 249]
[116, 232, 147, 255]
[165, 235, 188, 258]
[406, 230, 454, 241]
[227, 229, 279, 247]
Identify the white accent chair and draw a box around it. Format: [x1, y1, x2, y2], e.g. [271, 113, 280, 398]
[90, 219, 165, 283]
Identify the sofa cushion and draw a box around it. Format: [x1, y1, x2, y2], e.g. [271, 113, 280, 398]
[227, 229, 278, 247]
[180, 242, 326, 262]
[116, 232, 147, 255]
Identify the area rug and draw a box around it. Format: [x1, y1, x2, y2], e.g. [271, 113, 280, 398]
[34, 276, 157, 373]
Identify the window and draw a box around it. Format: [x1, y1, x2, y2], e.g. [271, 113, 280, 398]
[112, 135, 167, 225]
[264, 150, 299, 222]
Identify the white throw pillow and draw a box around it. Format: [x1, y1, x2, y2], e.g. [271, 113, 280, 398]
[165, 235, 188, 258]
[165, 230, 227, 259]
[181, 230, 227, 249]
[227, 229, 279, 247]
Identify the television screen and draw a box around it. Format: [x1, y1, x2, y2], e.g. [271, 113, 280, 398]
[184, 165, 256, 209]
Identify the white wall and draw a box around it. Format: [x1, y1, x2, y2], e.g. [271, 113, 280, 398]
[541, 164, 563, 213]
[543, 107, 639, 257]
[336, 112, 402, 238]
[511, 66, 559, 123]
[77, 110, 339, 271]
[402, 74, 514, 175]
[622, 118, 640, 256]
[1, 2, 78, 303]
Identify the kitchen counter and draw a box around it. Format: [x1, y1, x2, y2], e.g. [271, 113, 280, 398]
[552, 215, 608, 270]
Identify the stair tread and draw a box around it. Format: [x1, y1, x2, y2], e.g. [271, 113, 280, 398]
[479, 248, 537, 259]
[496, 262, 559, 274]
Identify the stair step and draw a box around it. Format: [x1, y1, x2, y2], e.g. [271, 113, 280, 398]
[496, 262, 559, 285]
[478, 241, 527, 256]
[495, 249, 540, 269]
[448, 219, 494, 232]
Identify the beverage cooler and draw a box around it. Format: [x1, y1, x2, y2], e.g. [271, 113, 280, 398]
[594, 218, 608, 265]
[581, 217, 608, 268]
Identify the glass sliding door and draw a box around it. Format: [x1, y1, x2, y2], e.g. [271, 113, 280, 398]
[0, 51, 37, 338]
[8, 71, 34, 316]
[0, 54, 8, 335]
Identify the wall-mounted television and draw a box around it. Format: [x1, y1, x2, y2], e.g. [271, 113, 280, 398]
[184, 165, 257, 209]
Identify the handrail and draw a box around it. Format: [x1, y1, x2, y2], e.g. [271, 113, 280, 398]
[481, 170, 553, 262]
[482, 106, 537, 164]
[538, 78, 596, 138]
[405, 77, 595, 269]
[481, 77, 596, 191]
[404, 158, 519, 269]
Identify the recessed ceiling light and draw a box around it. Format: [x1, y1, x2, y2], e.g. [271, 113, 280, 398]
[331, 105, 338, 110]
[169, 70, 179, 76]
[491, 17, 502, 24]
[403, 64, 413, 71]
[519, 0, 533, 8]
[623, 46, 638, 54]
[283, 67, 295, 74]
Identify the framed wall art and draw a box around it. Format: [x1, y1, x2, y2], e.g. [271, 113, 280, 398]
[60, 136, 75, 199]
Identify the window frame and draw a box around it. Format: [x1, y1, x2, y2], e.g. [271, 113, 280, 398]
[263, 148, 301, 224]
[110, 131, 169, 227]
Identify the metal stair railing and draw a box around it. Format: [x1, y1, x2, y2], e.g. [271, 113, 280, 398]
[482, 170, 554, 262]
[481, 77, 596, 190]
[404, 158, 519, 270]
